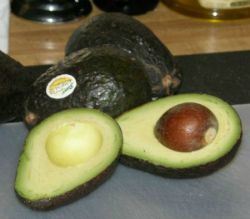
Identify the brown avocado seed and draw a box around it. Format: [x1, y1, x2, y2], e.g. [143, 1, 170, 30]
[154, 103, 218, 152]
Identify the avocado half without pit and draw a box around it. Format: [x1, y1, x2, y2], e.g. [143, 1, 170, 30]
[15, 108, 122, 210]
[117, 93, 242, 178]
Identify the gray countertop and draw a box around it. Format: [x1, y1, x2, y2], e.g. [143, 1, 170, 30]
[0, 104, 249, 219]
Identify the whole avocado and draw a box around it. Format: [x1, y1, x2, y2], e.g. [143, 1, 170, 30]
[0, 51, 41, 122]
[24, 46, 152, 127]
[65, 13, 181, 99]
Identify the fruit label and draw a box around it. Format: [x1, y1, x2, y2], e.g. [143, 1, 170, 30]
[46, 74, 77, 99]
[199, 0, 250, 9]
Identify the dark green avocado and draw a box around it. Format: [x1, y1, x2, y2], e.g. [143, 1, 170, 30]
[24, 46, 151, 127]
[0, 51, 40, 122]
[15, 108, 122, 210]
[65, 13, 181, 98]
[117, 93, 242, 178]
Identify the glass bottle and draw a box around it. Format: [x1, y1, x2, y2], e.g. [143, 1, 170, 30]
[162, 0, 250, 20]
[11, 0, 92, 23]
[93, 0, 159, 15]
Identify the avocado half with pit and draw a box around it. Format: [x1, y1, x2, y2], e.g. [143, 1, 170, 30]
[117, 93, 242, 178]
[15, 108, 122, 210]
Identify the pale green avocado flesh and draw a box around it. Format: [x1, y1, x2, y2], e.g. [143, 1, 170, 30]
[15, 108, 122, 203]
[117, 93, 242, 171]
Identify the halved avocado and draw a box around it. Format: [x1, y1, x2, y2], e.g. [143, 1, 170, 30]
[15, 108, 122, 210]
[117, 93, 242, 178]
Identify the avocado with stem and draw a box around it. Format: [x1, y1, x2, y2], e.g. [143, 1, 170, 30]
[24, 45, 152, 127]
[65, 12, 181, 99]
[117, 93, 242, 178]
[15, 108, 123, 210]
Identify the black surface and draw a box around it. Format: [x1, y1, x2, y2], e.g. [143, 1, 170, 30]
[25, 50, 250, 105]
[93, 0, 159, 15]
[176, 50, 250, 105]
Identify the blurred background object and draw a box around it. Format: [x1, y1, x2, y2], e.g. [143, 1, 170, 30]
[0, 0, 10, 53]
[11, 0, 92, 23]
[93, 0, 159, 15]
[162, 0, 250, 20]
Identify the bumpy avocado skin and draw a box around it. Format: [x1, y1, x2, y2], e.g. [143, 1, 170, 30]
[117, 93, 242, 178]
[65, 13, 181, 98]
[24, 46, 151, 127]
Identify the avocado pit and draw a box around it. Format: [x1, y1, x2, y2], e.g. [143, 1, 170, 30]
[46, 122, 102, 167]
[154, 103, 218, 152]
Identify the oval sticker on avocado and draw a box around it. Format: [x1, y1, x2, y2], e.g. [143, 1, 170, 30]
[46, 74, 77, 99]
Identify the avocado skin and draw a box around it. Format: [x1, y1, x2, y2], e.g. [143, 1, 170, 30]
[16, 159, 118, 210]
[120, 137, 242, 178]
[24, 46, 151, 127]
[0, 51, 40, 122]
[65, 13, 181, 98]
